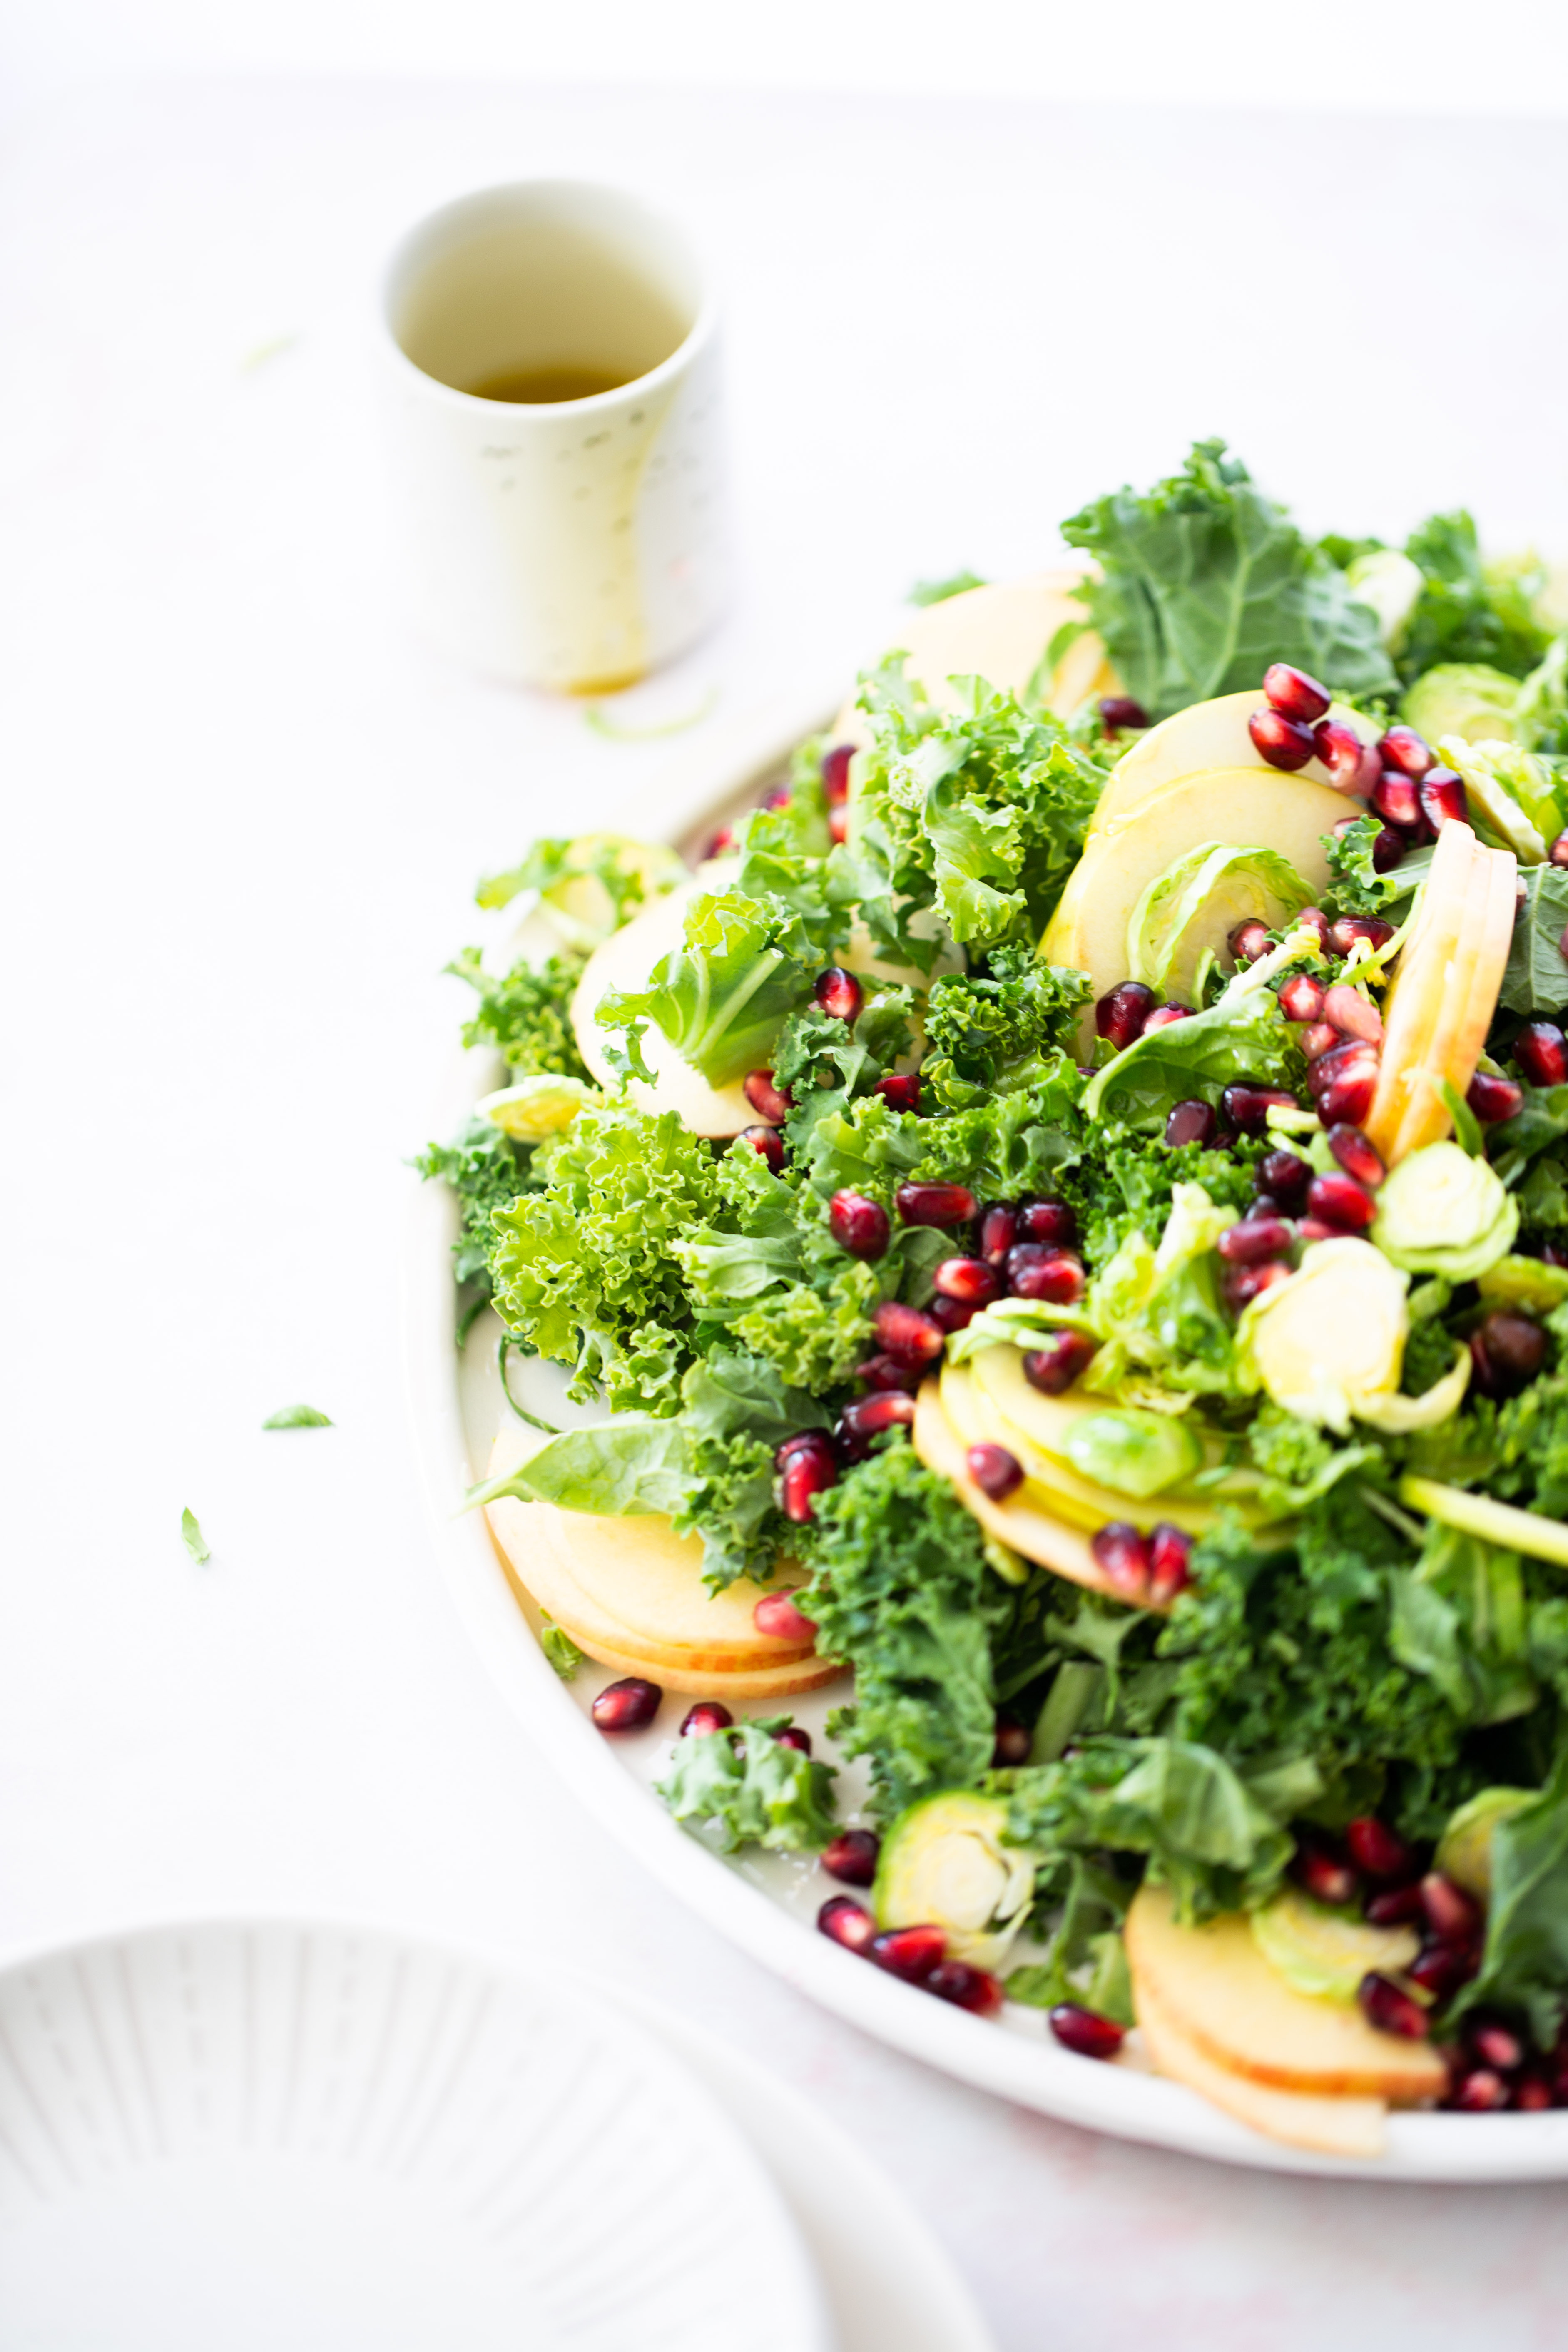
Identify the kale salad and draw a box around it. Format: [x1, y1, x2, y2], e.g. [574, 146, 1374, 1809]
[424, 442, 1568, 2155]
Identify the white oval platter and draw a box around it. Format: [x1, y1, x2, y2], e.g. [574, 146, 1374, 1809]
[0, 1917, 832, 2352]
[403, 686, 1568, 2183]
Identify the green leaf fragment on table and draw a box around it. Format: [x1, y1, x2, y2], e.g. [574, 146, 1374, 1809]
[181, 1508, 210, 1564]
[262, 1404, 333, 1429]
[538, 1616, 585, 1680]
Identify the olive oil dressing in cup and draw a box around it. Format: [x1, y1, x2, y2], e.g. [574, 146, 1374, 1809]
[381, 180, 727, 693]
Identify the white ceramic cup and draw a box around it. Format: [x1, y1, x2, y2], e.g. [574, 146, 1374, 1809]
[381, 180, 727, 693]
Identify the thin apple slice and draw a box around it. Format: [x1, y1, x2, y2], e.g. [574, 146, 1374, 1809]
[550, 1621, 842, 1698]
[1089, 689, 1359, 833]
[1364, 821, 1473, 1165]
[1403, 839, 1517, 1160]
[1125, 1885, 1448, 2102]
[959, 1352, 1213, 1537]
[572, 872, 755, 1137]
[830, 566, 1107, 748]
[1136, 1974, 1388, 2158]
[913, 1374, 1150, 1605]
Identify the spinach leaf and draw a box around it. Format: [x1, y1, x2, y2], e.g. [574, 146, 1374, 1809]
[1499, 865, 1568, 1018]
[261, 1404, 332, 1429]
[1454, 1741, 1568, 2047]
[1083, 985, 1296, 1131]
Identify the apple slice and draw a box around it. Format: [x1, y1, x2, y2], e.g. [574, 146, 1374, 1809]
[959, 1352, 1214, 1537]
[1089, 689, 1364, 834]
[1039, 766, 1349, 1029]
[572, 871, 757, 1137]
[1392, 838, 1516, 1163]
[1125, 1884, 1448, 2102]
[1135, 1974, 1388, 2158]
[548, 1622, 842, 1698]
[913, 1374, 1155, 1604]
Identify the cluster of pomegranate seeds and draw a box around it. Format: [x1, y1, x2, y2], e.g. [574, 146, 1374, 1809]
[739, 1123, 786, 1173]
[590, 1677, 663, 1733]
[680, 1700, 734, 1737]
[752, 1588, 819, 1643]
[1047, 2002, 1127, 2061]
[1098, 695, 1150, 737]
[816, 1902, 1005, 2014]
[966, 1442, 1024, 1500]
[1244, 679, 1470, 878]
[743, 1068, 793, 1124]
[1515, 1020, 1568, 1088]
[1089, 1520, 1192, 1604]
[992, 1715, 1033, 1766]
[1359, 1973, 1429, 2041]
[1470, 1309, 1548, 1398]
[822, 1827, 880, 1886]
[1095, 980, 1158, 1050]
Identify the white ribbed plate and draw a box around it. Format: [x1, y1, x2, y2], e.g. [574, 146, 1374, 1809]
[406, 691, 1568, 2184]
[0, 1921, 830, 2351]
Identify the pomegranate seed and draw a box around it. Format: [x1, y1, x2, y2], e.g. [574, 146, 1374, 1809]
[1366, 1882, 1427, 1927]
[704, 824, 738, 857]
[1450, 2068, 1510, 2113]
[1224, 1261, 1291, 1311]
[1419, 768, 1468, 832]
[834, 1390, 917, 1460]
[1309, 1040, 1374, 1100]
[1468, 1070, 1523, 1123]
[1326, 1124, 1385, 1187]
[1421, 1873, 1483, 1941]
[1313, 719, 1382, 795]
[1143, 1003, 1192, 1033]
[740, 1123, 786, 1172]
[1229, 918, 1272, 964]
[1409, 1939, 1481, 1999]
[1264, 661, 1332, 724]
[759, 784, 792, 811]
[590, 1677, 662, 1733]
[1249, 705, 1317, 770]
[680, 1700, 734, 1737]
[829, 804, 850, 844]
[1301, 1020, 1340, 1061]
[966, 1442, 1023, 1500]
[875, 1071, 922, 1114]
[1147, 1522, 1193, 1603]
[872, 1299, 946, 1367]
[1467, 2017, 1526, 2074]
[754, 1590, 818, 1643]
[1098, 694, 1151, 734]
[1515, 1021, 1568, 1088]
[1023, 1331, 1098, 1393]
[928, 1960, 1005, 2017]
[978, 1203, 1019, 1264]
[818, 1895, 876, 1953]
[822, 1828, 880, 1886]
[1259, 1150, 1312, 1210]
[1296, 906, 1332, 946]
[1321, 1063, 1379, 1128]
[1222, 1083, 1297, 1136]
[1018, 1197, 1078, 1247]
[775, 1429, 834, 1471]
[1297, 1218, 1339, 1243]
[1379, 725, 1434, 782]
[1471, 1310, 1548, 1398]
[1294, 1842, 1360, 1907]
[929, 1294, 976, 1334]
[1322, 984, 1383, 1045]
[1095, 981, 1157, 1050]
[870, 1924, 947, 1984]
[1279, 973, 1326, 1023]
[992, 1716, 1033, 1767]
[815, 966, 863, 1023]
[1048, 2003, 1126, 2060]
[1217, 1215, 1294, 1265]
[1345, 1818, 1415, 1882]
[821, 742, 854, 804]
[856, 1353, 920, 1393]
[829, 1189, 890, 1259]
[744, 1068, 793, 1123]
[896, 1181, 978, 1229]
[1329, 916, 1394, 956]
[1514, 2071, 1554, 2111]
[1006, 1245, 1086, 1304]
[1551, 830, 1568, 869]
[1164, 1098, 1217, 1148]
[774, 1724, 812, 1754]
[1090, 1522, 1151, 1598]
[934, 1256, 1000, 1307]
[1371, 826, 1406, 874]
[1371, 769, 1424, 831]
[1359, 1973, 1430, 2040]
[1306, 1170, 1376, 1232]
[1251, 1192, 1282, 1216]
[1545, 1244, 1568, 1267]
[778, 1446, 838, 1523]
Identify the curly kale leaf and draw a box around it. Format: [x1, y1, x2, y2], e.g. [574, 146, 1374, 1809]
[656, 1715, 839, 1853]
[412, 1115, 535, 1322]
[922, 949, 1089, 1110]
[1322, 816, 1434, 920]
[1061, 439, 1395, 720]
[1398, 513, 1554, 687]
[771, 988, 916, 1161]
[800, 1441, 1011, 1818]
[446, 946, 590, 1081]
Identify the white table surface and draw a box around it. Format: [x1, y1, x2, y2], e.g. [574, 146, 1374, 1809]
[4, 75, 1568, 2350]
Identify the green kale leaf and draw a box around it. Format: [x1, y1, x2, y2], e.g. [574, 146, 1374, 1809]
[1061, 440, 1396, 720]
[446, 946, 590, 1081]
[1398, 514, 1554, 688]
[413, 1115, 535, 1326]
[922, 948, 1090, 1109]
[1323, 816, 1434, 920]
[655, 1715, 839, 1853]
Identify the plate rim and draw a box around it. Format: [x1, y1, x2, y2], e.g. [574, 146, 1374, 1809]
[402, 694, 1568, 2186]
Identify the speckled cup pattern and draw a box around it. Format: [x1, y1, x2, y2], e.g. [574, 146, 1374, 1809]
[381, 185, 727, 694]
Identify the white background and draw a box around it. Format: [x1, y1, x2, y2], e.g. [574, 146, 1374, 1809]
[5, 10, 1568, 2347]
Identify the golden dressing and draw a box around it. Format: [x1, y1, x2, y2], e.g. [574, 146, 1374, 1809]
[467, 364, 632, 404]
